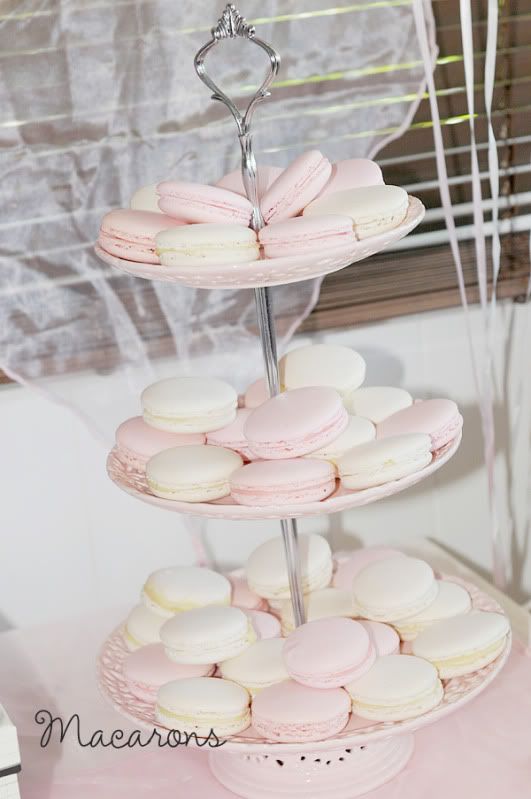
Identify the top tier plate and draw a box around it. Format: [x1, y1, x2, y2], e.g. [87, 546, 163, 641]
[95, 196, 424, 290]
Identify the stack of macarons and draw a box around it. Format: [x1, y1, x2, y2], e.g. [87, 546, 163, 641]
[118, 542, 509, 743]
[114, 344, 461, 505]
[97, 151, 410, 268]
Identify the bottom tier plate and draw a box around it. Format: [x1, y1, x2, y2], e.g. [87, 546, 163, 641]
[97, 577, 510, 753]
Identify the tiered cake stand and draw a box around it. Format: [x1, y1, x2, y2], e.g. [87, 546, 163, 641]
[96, 6, 510, 797]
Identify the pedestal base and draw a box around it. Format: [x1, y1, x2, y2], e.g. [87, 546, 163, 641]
[209, 734, 414, 799]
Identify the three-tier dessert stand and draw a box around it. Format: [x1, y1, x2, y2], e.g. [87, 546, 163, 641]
[96, 6, 510, 797]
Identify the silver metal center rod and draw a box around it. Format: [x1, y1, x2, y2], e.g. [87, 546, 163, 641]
[254, 286, 306, 627]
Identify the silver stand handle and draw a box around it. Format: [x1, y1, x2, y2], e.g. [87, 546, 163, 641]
[194, 4, 306, 626]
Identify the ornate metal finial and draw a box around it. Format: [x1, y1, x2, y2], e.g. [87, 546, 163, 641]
[194, 5, 280, 230]
[212, 4, 255, 40]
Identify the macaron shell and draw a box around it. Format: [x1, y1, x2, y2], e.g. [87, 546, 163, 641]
[123, 605, 166, 651]
[161, 605, 256, 664]
[358, 620, 401, 656]
[155, 223, 259, 267]
[377, 399, 463, 450]
[219, 638, 288, 694]
[156, 676, 251, 737]
[261, 150, 332, 223]
[333, 547, 406, 590]
[411, 610, 510, 677]
[337, 433, 432, 489]
[346, 386, 413, 424]
[316, 158, 384, 199]
[123, 643, 214, 702]
[280, 587, 355, 635]
[142, 566, 232, 617]
[245, 533, 333, 600]
[244, 609, 281, 640]
[244, 386, 349, 460]
[98, 209, 184, 264]
[243, 378, 269, 409]
[283, 618, 375, 689]
[393, 579, 472, 641]
[346, 654, 443, 721]
[130, 183, 164, 213]
[280, 344, 366, 397]
[306, 415, 375, 466]
[207, 408, 257, 461]
[351, 556, 438, 622]
[141, 376, 238, 434]
[230, 458, 336, 506]
[303, 185, 408, 240]
[147, 445, 243, 503]
[258, 214, 356, 258]
[227, 569, 269, 611]
[216, 165, 283, 198]
[115, 416, 205, 470]
[157, 181, 253, 225]
[251, 680, 351, 742]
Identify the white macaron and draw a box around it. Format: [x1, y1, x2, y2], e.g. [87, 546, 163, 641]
[245, 533, 333, 601]
[141, 376, 238, 433]
[412, 610, 510, 677]
[351, 556, 438, 622]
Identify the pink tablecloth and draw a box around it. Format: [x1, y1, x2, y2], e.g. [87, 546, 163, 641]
[1, 608, 531, 798]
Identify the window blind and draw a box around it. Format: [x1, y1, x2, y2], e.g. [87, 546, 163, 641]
[309, 0, 531, 329]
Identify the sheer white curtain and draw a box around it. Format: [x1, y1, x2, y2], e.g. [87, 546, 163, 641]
[0, 0, 435, 441]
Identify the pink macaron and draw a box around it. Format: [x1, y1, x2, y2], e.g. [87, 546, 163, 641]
[251, 680, 351, 742]
[359, 620, 401, 656]
[230, 459, 336, 506]
[316, 158, 384, 200]
[244, 609, 281, 640]
[259, 215, 356, 259]
[244, 387, 348, 459]
[377, 398, 463, 450]
[123, 643, 214, 703]
[98, 209, 184, 264]
[227, 569, 269, 611]
[115, 416, 205, 472]
[157, 181, 253, 225]
[243, 378, 269, 409]
[206, 408, 257, 461]
[333, 547, 406, 591]
[260, 150, 332, 223]
[216, 165, 283, 198]
[283, 618, 376, 689]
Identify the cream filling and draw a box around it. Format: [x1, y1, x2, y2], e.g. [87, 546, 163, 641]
[148, 477, 229, 498]
[157, 242, 258, 257]
[351, 681, 442, 719]
[355, 582, 439, 622]
[427, 637, 507, 670]
[341, 450, 430, 481]
[143, 404, 235, 425]
[156, 705, 250, 733]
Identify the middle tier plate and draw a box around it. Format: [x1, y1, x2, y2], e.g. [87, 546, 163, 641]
[107, 430, 461, 520]
[95, 196, 424, 289]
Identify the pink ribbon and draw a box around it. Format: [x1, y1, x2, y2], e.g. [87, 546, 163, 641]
[413, 0, 506, 588]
